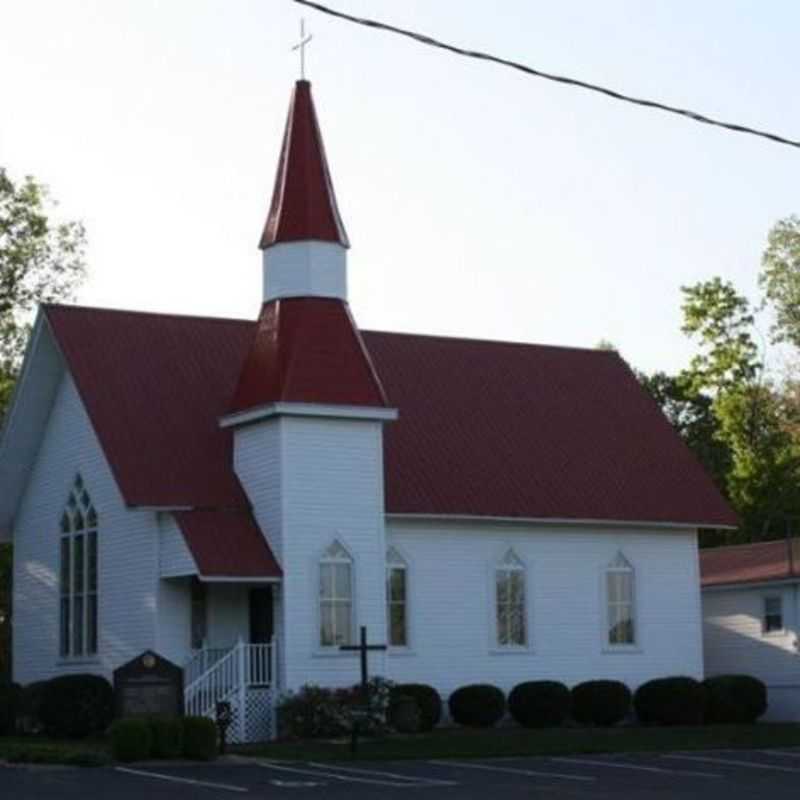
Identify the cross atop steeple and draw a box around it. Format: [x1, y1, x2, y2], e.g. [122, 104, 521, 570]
[291, 18, 313, 80]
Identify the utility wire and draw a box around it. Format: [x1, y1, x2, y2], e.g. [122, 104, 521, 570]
[294, 0, 800, 151]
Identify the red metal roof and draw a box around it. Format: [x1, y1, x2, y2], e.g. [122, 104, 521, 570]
[230, 298, 387, 413]
[44, 304, 736, 547]
[259, 80, 349, 249]
[174, 510, 281, 578]
[700, 538, 800, 587]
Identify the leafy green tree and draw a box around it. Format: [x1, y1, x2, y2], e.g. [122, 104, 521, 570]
[638, 370, 731, 492]
[760, 215, 800, 348]
[1, 168, 86, 420]
[681, 278, 800, 540]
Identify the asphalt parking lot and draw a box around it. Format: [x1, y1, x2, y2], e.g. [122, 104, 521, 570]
[5, 748, 800, 799]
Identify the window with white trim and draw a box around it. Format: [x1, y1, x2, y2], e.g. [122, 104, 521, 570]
[386, 547, 408, 647]
[496, 549, 526, 647]
[606, 552, 635, 647]
[319, 541, 353, 647]
[763, 596, 783, 634]
[59, 475, 98, 658]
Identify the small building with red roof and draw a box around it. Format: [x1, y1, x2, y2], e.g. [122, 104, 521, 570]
[701, 539, 800, 720]
[0, 79, 736, 741]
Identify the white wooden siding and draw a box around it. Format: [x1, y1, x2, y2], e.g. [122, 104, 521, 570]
[702, 583, 800, 720]
[159, 512, 197, 577]
[235, 415, 388, 691]
[384, 519, 704, 700]
[12, 373, 158, 683]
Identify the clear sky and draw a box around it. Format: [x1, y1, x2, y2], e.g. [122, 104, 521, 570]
[2, 0, 799, 374]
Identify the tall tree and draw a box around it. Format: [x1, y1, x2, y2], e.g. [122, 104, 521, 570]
[760, 215, 800, 349]
[0, 168, 86, 420]
[681, 278, 800, 540]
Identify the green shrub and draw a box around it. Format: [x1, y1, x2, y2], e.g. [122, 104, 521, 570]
[571, 680, 632, 726]
[448, 684, 505, 728]
[148, 716, 184, 758]
[182, 716, 218, 760]
[111, 718, 153, 763]
[0, 682, 22, 735]
[18, 680, 48, 733]
[278, 677, 395, 740]
[391, 684, 442, 732]
[387, 695, 422, 734]
[64, 751, 111, 768]
[508, 681, 570, 728]
[703, 675, 767, 724]
[39, 674, 114, 738]
[634, 676, 707, 725]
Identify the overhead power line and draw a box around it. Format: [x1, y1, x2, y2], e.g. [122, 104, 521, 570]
[293, 0, 800, 151]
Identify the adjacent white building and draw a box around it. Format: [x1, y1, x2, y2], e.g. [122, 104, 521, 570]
[701, 539, 800, 721]
[0, 79, 736, 740]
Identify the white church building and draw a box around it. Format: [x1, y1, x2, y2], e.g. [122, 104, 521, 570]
[0, 80, 736, 740]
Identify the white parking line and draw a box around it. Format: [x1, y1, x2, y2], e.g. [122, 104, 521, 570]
[759, 749, 800, 758]
[663, 754, 800, 774]
[427, 759, 595, 782]
[549, 756, 721, 778]
[114, 767, 249, 793]
[306, 762, 457, 786]
[259, 760, 449, 788]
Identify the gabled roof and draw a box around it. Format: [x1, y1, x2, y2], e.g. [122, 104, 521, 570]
[700, 538, 800, 588]
[229, 298, 387, 414]
[259, 80, 349, 249]
[30, 304, 736, 530]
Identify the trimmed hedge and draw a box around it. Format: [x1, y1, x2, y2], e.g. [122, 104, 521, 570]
[392, 684, 442, 732]
[148, 716, 184, 759]
[571, 680, 632, 727]
[449, 684, 505, 728]
[387, 695, 422, 734]
[508, 681, 570, 728]
[182, 716, 218, 760]
[704, 675, 767, 724]
[0, 682, 22, 735]
[39, 674, 114, 738]
[18, 680, 48, 732]
[110, 718, 153, 763]
[634, 677, 707, 726]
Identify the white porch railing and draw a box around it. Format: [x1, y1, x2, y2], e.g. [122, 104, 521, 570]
[184, 647, 230, 688]
[183, 640, 277, 742]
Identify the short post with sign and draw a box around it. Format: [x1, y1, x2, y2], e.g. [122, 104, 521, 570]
[215, 701, 233, 755]
[339, 626, 387, 755]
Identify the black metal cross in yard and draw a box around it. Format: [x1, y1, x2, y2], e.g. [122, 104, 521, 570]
[340, 625, 387, 700]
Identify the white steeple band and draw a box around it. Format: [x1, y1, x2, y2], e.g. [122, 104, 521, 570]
[262, 240, 347, 302]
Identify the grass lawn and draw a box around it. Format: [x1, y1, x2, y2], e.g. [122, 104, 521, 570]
[0, 736, 110, 767]
[236, 723, 800, 762]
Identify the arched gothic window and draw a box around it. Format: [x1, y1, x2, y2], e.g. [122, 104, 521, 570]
[59, 475, 98, 657]
[496, 549, 526, 647]
[319, 541, 353, 647]
[386, 547, 408, 647]
[606, 552, 635, 646]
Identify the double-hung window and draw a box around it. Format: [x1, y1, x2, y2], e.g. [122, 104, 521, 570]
[386, 547, 408, 647]
[59, 475, 98, 658]
[496, 549, 526, 647]
[764, 596, 784, 634]
[606, 552, 635, 647]
[319, 541, 353, 647]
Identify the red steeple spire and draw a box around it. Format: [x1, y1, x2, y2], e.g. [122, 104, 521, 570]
[259, 80, 349, 249]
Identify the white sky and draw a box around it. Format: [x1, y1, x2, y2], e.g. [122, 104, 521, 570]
[2, 0, 799, 374]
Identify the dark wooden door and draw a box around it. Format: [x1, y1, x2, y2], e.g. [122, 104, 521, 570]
[249, 587, 274, 644]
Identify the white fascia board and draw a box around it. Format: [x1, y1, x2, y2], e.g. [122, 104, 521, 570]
[220, 402, 398, 428]
[385, 513, 725, 532]
[702, 577, 800, 593]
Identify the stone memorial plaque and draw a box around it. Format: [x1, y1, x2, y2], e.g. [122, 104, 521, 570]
[114, 650, 184, 718]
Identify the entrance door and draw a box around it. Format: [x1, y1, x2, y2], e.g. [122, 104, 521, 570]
[249, 587, 274, 644]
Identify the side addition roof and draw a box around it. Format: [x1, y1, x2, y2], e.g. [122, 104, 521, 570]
[700, 538, 800, 588]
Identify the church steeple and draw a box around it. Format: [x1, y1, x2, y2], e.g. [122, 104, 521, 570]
[260, 80, 349, 303]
